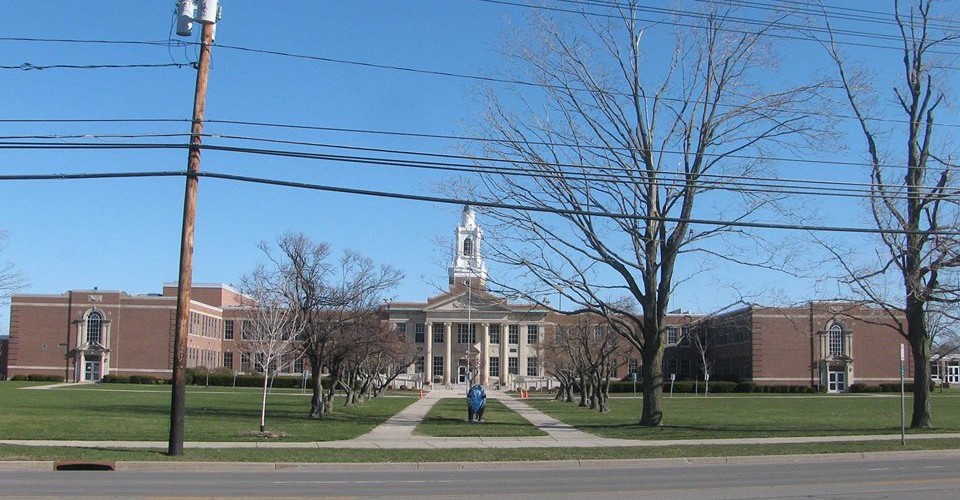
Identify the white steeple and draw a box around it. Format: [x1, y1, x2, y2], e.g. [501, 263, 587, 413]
[449, 205, 487, 289]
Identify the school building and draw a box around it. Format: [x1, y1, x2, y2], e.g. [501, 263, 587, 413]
[3, 206, 920, 392]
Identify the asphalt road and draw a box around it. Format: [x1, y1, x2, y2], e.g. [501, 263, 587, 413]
[2, 455, 960, 499]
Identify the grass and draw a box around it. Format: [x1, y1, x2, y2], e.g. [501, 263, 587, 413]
[1, 438, 958, 463]
[528, 392, 960, 440]
[2, 382, 959, 463]
[414, 398, 547, 437]
[0, 381, 417, 442]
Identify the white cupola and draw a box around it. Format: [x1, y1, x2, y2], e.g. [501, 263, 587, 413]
[449, 205, 487, 289]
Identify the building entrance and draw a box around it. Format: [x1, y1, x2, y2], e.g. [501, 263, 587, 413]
[84, 360, 101, 382]
[827, 370, 846, 392]
[948, 365, 960, 385]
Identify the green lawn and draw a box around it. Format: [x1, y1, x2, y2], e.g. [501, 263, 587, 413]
[529, 393, 960, 439]
[415, 398, 547, 437]
[0, 382, 417, 442]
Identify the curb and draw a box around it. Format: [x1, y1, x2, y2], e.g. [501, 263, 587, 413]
[5, 449, 960, 472]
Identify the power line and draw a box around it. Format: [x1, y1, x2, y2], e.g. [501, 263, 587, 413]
[0, 139, 955, 201]
[3, 168, 957, 236]
[0, 62, 190, 71]
[470, 0, 960, 57]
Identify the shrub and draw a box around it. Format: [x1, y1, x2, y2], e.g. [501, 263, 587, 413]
[734, 382, 756, 393]
[25, 374, 64, 382]
[708, 381, 736, 393]
[101, 375, 130, 384]
[130, 375, 158, 384]
[10, 375, 28, 381]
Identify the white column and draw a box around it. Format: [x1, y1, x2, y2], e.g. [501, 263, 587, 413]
[443, 322, 452, 386]
[500, 323, 509, 386]
[481, 323, 490, 387]
[519, 324, 528, 379]
[425, 321, 433, 387]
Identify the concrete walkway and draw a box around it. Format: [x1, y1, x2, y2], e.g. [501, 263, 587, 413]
[2, 388, 960, 449]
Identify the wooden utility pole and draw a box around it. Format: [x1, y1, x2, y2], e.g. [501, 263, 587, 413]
[168, 20, 215, 457]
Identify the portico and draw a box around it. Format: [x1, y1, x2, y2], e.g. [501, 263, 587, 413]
[387, 206, 549, 389]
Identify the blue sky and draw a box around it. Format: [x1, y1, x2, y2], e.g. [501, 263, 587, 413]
[2, 1, 957, 332]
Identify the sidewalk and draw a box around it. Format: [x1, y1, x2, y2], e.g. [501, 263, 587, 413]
[2, 389, 959, 449]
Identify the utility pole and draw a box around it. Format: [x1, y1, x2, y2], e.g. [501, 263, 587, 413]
[169, 0, 220, 457]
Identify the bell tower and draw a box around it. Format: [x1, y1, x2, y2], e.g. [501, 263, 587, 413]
[449, 205, 487, 290]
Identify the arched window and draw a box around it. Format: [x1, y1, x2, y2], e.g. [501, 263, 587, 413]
[87, 311, 103, 345]
[463, 237, 474, 256]
[828, 323, 845, 357]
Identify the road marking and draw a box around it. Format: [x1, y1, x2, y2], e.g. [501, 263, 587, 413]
[274, 480, 456, 485]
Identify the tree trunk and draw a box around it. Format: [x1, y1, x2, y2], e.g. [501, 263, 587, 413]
[308, 359, 325, 419]
[640, 342, 665, 426]
[907, 299, 933, 428]
[578, 372, 589, 407]
[259, 366, 269, 432]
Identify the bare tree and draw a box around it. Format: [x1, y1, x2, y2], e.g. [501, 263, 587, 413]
[688, 324, 713, 395]
[237, 265, 305, 433]
[553, 317, 628, 413]
[465, 1, 825, 425]
[1, 230, 26, 297]
[819, 0, 960, 428]
[259, 233, 403, 418]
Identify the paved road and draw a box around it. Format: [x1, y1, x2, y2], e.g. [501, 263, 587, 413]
[2, 454, 960, 499]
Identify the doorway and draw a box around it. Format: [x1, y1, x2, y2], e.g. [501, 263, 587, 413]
[948, 365, 959, 384]
[828, 370, 846, 392]
[84, 360, 101, 382]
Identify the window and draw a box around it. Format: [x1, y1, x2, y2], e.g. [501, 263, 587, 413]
[224, 320, 234, 340]
[489, 357, 500, 377]
[829, 324, 845, 356]
[679, 359, 691, 379]
[594, 325, 605, 339]
[86, 311, 103, 345]
[415, 323, 425, 343]
[489, 324, 501, 344]
[463, 237, 474, 256]
[527, 357, 539, 376]
[241, 353, 251, 372]
[508, 325, 520, 344]
[508, 357, 519, 374]
[679, 328, 690, 346]
[415, 356, 425, 373]
[527, 325, 539, 344]
[241, 321, 252, 340]
[433, 323, 444, 343]
[396, 322, 407, 333]
[223, 351, 233, 370]
[294, 358, 305, 374]
[458, 324, 476, 344]
[666, 358, 678, 376]
[433, 356, 444, 377]
[628, 359, 639, 375]
[667, 327, 679, 345]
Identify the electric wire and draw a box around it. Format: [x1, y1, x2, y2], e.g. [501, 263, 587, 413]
[470, 0, 960, 57]
[0, 139, 955, 201]
[2, 168, 957, 236]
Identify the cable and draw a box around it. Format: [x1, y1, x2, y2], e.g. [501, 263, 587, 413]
[469, 0, 960, 57]
[1, 62, 190, 71]
[5, 168, 955, 236]
[0, 139, 955, 201]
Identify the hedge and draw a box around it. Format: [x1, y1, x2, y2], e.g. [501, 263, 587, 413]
[9, 374, 65, 382]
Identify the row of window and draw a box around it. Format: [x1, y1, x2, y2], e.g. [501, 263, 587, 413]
[665, 325, 752, 347]
[414, 355, 540, 377]
[398, 323, 540, 344]
[189, 312, 223, 339]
